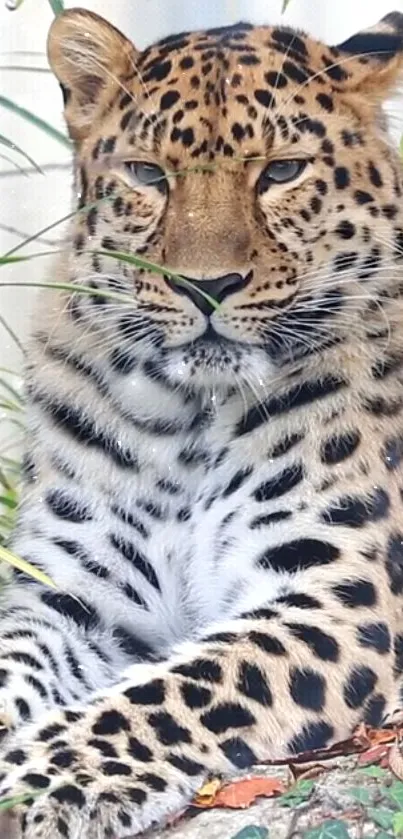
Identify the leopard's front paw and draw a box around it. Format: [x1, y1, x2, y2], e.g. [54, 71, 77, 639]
[0, 705, 198, 839]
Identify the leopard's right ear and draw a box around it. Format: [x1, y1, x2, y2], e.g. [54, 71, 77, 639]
[47, 8, 137, 143]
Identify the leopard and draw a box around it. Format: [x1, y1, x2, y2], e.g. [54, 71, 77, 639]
[1, 6, 403, 837]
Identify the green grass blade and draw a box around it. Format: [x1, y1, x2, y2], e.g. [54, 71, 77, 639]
[48, 0, 64, 13]
[0, 97, 71, 148]
[0, 314, 25, 354]
[94, 250, 220, 311]
[0, 133, 42, 173]
[0, 66, 50, 73]
[0, 151, 29, 174]
[0, 545, 57, 589]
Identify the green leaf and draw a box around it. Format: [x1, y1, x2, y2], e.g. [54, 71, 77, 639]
[0, 97, 71, 148]
[368, 809, 395, 830]
[48, 0, 64, 13]
[385, 783, 403, 811]
[357, 765, 388, 778]
[0, 133, 42, 173]
[303, 822, 350, 839]
[0, 545, 56, 589]
[231, 828, 269, 839]
[94, 250, 220, 311]
[0, 793, 42, 811]
[374, 833, 394, 839]
[280, 779, 315, 807]
[0, 495, 17, 510]
[394, 812, 403, 835]
[347, 786, 373, 805]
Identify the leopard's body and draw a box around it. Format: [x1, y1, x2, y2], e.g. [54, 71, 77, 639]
[2, 9, 403, 837]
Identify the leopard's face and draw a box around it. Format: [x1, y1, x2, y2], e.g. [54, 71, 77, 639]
[49, 12, 403, 390]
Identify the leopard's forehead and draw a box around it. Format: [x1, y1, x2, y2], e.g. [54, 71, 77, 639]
[101, 23, 343, 164]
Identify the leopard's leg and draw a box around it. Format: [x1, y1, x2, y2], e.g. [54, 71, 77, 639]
[0, 579, 144, 745]
[0, 586, 394, 839]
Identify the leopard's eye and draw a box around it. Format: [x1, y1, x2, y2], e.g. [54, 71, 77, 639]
[124, 161, 168, 195]
[257, 159, 307, 193]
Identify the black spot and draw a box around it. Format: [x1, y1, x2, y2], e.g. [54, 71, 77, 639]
[124, 679, 165, 705]
[46, 489, 92, 523]
[4, 749, 27, 766]
[148, 711, 192, 745]
[368, 162, 383, 188]
[357, 622, 391, 654]
[386, 533, 403, 594]
[137, 772, 167, 791]
[160, 90, 180, 110]
[87, 739, 118, 759]
[167, 754, 204, 775]
[41, 591, 99, 630]
[101, 761, 132, 776]
[335, 220, 356, 239]
[113, 626, 154, 660]
[51, 785, 86, 808]
[253, 464, 303, 502]
[286, 624, 340, 662]
[220, 737, 258, 768]
[250, 510, 292, 528]
[127, 737, 153, 763]
[323, 488, 389, 528]
[239, 607, 278, 620]
[268, 433, 304, 458]
[120, 109, 135, 131]
[282, 60, 308, 84]
[222, 468, 253, 497]
[290, 667, 325, 711]
[180, 682, 212, 709]
[110, 534, 160, 590]
[258, 538, 339, 573]
[288, 720, 335, 754]
[364, 693, 386, 727]
[237, 376, 346, 436]
[22, 773, 50, 789]
[38, 723, 67, 742]
[179, 55, 194, 69]
[343, 665, 377, 709]
[265, 70, 287, 87]
[144, 59, 172, 81]
[237, 662, 273, 706]
[127, 787, 147, 804]
[320, 430, 360, 464]
[37, 398, 139, 471]
[50, 750, 77, 768]
[334, 166, 350, 189]
[355, 190, 373, 205]
[2, 651, 43, 671]
[92, 710, 130, 736]
[333, 579, 376, 607]
[316, 92, 333, 112]
[201, 702, 255, 734]
[172, 659, 223, 683]
[333, 252, 358, 272]
[275, 593, 322, 609]
[248, 632, 286, 655]
[254, 89, 276, 108]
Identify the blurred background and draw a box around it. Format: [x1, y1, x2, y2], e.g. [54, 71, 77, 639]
[0, 0, 403, 462]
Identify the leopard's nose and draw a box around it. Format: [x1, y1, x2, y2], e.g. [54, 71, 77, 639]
[165, 272, 252, 316]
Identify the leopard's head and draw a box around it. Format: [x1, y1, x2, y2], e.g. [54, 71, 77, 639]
[48, 9, 403, 390]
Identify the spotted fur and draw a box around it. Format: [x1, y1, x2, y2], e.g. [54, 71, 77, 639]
[2, 8, 403, 837]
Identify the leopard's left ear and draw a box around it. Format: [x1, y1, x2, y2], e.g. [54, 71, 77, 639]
[47, 8, 137, 143]
[330, 12, 403, 97]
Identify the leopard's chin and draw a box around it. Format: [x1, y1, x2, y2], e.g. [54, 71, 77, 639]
[163, 341, 278, 392]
